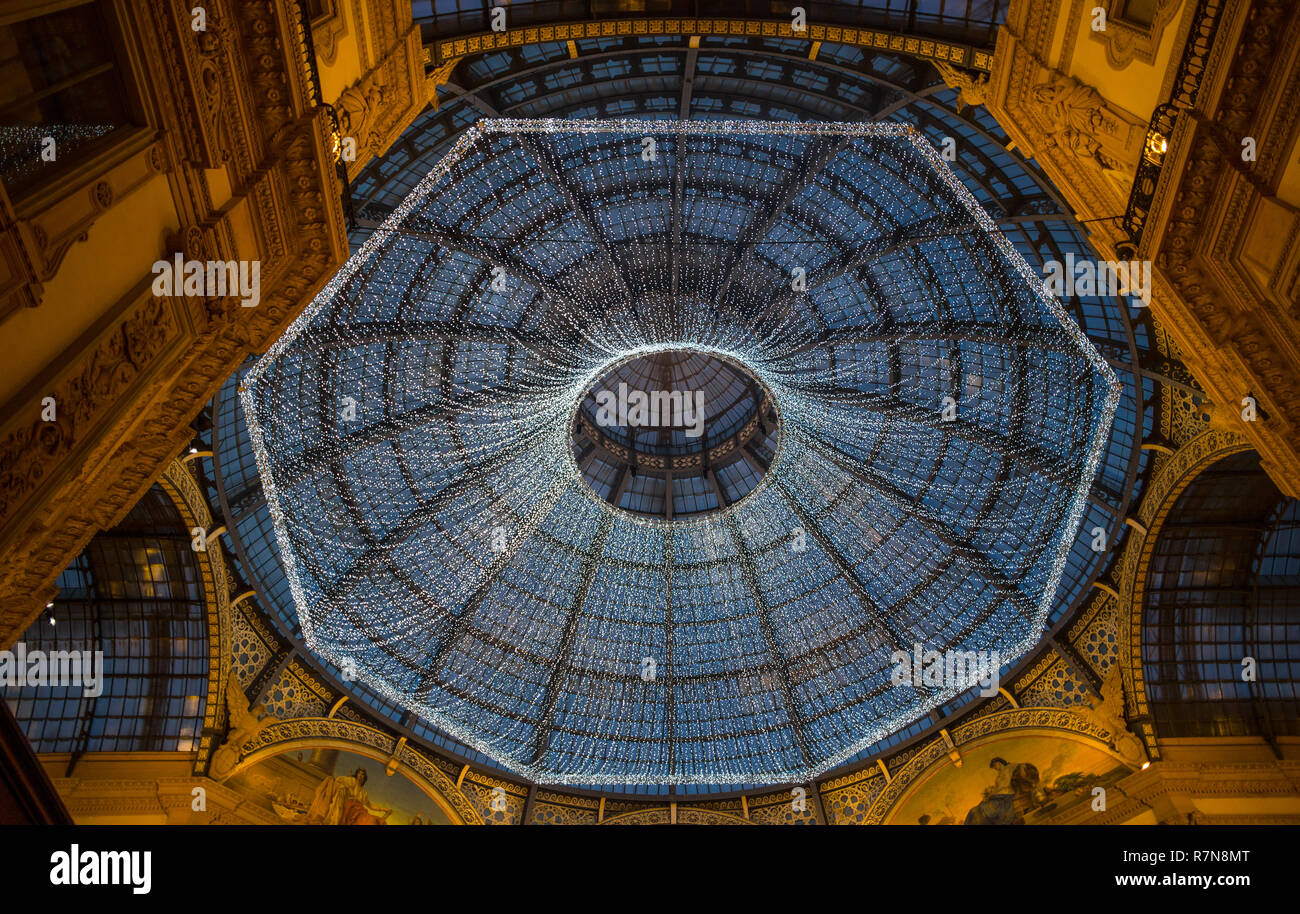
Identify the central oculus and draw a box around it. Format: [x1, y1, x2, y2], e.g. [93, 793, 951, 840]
[571, 350, 779, 520]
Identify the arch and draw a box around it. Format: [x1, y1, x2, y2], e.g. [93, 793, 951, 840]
[865, 707, 1128, 824]
[1114, 427, 1253, 759]
[156, 459, 233, 776]
[1140, 450, 1300, 740]
[221, 716, 484, 824]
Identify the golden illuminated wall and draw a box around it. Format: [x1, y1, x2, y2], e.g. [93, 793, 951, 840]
[986, 0, 1300, 496]
[0, 0, 424, 648]
[8, 2, 1298, 825]
[311, 0, 425, 179]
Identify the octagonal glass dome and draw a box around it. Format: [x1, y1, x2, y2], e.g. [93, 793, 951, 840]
[242, 119, 1119, 786]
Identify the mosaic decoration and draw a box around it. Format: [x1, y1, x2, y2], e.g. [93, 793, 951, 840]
[230, 607, 270, 687]
[242, 119, 1119, 786]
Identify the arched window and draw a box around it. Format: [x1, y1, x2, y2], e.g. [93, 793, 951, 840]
[2, 485, 208, 755]
[1142, 452, 1300, 739]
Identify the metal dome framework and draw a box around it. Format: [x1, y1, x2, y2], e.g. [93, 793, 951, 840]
[240, 118, 1119, 786]
[205, 27, 1168, 797]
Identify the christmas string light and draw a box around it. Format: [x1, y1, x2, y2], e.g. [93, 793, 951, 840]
[0, 124, 115, 187]
[242, 120, 1120, 787]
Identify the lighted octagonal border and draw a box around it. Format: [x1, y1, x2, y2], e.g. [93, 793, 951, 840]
[241, 119, 1121, 787]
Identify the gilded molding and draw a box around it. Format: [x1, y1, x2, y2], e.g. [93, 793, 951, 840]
[1054, 759, 1300, 824]
[310, 1, 348, 65]
[428, 17, 991, 95]
[599, 806, 754, 825]
[1139, 0, 1300, 494]
[1087, 0, 1185, 70]
[0, 287, 183, 619]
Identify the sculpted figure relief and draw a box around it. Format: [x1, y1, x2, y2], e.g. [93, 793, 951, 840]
[1032, 74, 1121, 171]
[210, 672, 274, 779]
[1077, 668, 1148, 768]
[335, 77, 387, 148]
[935, 62, 989, 111]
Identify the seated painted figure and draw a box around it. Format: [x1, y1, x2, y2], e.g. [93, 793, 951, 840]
[964, 757, 1041, 825]
[306, 766, 392, 825]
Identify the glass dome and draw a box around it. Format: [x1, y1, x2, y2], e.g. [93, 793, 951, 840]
[240, 118, 1119, 786]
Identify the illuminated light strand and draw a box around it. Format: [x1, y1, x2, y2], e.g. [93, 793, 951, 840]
[242, 120, 1119, 787]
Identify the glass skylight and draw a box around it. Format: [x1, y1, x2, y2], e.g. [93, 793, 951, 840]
[241, 119, 1119, 786]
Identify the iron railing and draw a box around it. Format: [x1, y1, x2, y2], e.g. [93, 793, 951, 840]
[1119, 0, 1223, 253]
[291, 0, 357, 232]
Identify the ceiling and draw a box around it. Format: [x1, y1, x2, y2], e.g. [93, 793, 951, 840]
[237, 118, 1122, 786]
[206, 20, 1158, 793]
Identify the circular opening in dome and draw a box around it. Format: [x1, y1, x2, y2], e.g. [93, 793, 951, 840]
[569, 350, 781, 521]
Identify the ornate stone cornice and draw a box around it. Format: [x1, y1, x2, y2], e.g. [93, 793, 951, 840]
[50, 775, 281, 824]
[1140, 0, 1300, 495]
[985, 2, 1299, 504]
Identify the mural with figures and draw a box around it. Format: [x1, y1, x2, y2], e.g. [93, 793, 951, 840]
[886, 734, 1131, 825]
[226, 748, 453, 824]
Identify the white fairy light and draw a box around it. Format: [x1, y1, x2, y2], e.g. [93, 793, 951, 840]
[242, 120, 1119, 787]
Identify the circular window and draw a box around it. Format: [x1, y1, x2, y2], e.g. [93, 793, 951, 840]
[569, 349, 780, 521]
